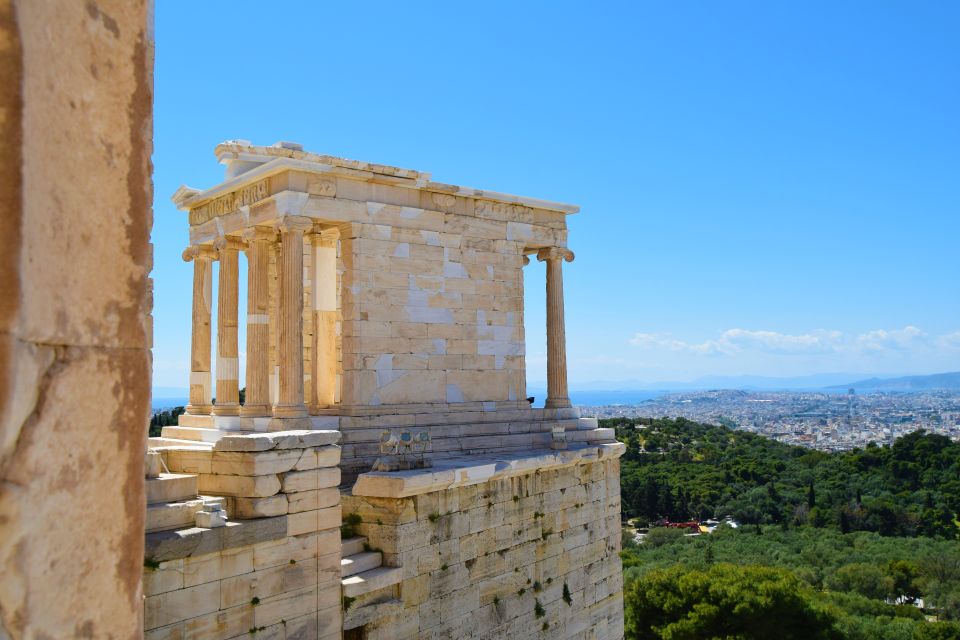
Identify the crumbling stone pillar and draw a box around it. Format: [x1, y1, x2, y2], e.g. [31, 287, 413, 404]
[537, 247, 574, 409]
[274, 217, 312, 420]
[241, 227, 274, 417]
[184, 245, 216, 415]
[213, 237, 243, 416]
[0, 1, 153, 637]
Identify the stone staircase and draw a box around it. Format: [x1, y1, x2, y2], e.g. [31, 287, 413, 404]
[144, 465, 225, 533]
[341, 536, 403, 630]
[340, 536, 403, 598]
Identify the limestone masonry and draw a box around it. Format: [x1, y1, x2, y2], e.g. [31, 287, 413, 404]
[145, 141, 624, 639]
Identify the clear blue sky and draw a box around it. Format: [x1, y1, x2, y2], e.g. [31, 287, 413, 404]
[152, 2, 959, 391]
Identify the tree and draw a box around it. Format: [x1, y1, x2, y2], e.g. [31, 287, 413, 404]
[645, 527, 685, 548]
[624, 563, 839, 640]
[825, 563, 895, 601]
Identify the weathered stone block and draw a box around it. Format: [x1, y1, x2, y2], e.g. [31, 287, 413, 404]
[213, 430, 341, 452]
[287, 487, 340, 513]
[197, 473, 280, 498]
[182, 546, 253, 587]
[221, 561, 318, 609]
[209, 449, 302, 475]
[142, 559, 184, 597]
[144, 581, 220, 630]
[231, 494, 289, 518]
[146, 517, 287, 563]
[294, 445, 341, 470]
[287, 505, 342, 536]
[281, 467, 341, 493]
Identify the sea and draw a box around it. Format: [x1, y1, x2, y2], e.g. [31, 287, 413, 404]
[152, 397, 188, 411]
[151, 390, 665, 412]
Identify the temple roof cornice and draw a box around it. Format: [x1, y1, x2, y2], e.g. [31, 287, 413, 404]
[173, 142, 580, 216]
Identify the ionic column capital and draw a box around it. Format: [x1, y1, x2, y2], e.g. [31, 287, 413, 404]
[242, 225, 278, 244]
[182, 244, 218, 262]
[276, 215, 314, 234]
[214, 236, 246, 252]
[536, 247, 575, 263]
[310, 226, 340, 249]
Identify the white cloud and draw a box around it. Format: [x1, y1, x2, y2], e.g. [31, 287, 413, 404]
[855, 326, 926, 352]
[937, 331, 960, 349]
[628, 332, 701, 352]
[629, 326, 958, 358]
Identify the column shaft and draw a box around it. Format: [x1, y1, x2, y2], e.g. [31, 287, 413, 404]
[538, 247, 574, 409]
[241, 227, 274, 416]
[274, 218, 312, 418]
[311, 229, 339, 409]
[213, 237, 243, 416]
[185, 247, 215, 414]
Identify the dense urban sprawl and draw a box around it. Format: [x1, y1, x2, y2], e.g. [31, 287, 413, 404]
[584, 390, 960, 451]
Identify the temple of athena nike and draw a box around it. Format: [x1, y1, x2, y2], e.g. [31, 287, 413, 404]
[143, 140, 625, 639]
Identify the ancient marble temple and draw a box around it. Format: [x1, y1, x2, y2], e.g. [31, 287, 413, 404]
[145, 141, 624, 640]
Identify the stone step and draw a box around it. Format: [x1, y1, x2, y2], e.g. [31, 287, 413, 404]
[567, 427, 616, 443]
[146, 498, 203, 533]
[148, 436, 214, 450]
[341, 551, 382, 578]
[160, 426, 229, 443]
[145, 473, 198, 505]
[577, 417, 599, 430]
[339, 419, 581, 444]
[341, 566, 404, 598]
[341, 536, 368, 557]
[145, 496, 225, 533]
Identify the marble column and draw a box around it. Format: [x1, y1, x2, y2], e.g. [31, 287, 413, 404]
[269, 241, 280, 405]
[311, 228, 339, 409]
[241, 226, 275, 416]
[537, 247, 575, 409]
[273, 216, 313, 419]
[212, 236, 244, 416]
[183, 245, 217, 415]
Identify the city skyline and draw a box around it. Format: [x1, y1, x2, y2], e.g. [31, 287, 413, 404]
[151, 2, 959, 390]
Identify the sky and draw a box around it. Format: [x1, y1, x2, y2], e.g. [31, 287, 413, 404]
[152, 1, 959, 392]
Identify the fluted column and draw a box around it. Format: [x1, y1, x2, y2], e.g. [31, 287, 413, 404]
[311, 228, 339, 409]
[537, 247, 574, 409]
[241, 226, 275, 416]
[273, 216, 313, 419]
[269, 241, 280, 405]
[213, 236, 244, 416]
[183, 245, 217, 415]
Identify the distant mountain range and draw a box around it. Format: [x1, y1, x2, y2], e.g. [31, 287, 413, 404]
[559, 373, 896, 393]
[552, 371, 960, 404]
[826, 371, 960, 392]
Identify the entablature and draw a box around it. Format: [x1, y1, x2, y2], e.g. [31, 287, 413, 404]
[172, 141, 580, 235]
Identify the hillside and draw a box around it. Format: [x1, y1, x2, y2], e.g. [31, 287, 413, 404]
[612, 418, 960, 639]
[607, 417, 960, 538]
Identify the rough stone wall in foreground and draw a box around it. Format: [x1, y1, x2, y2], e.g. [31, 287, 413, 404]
[343, 459, 625, 639]
[0, 1, 153, 638]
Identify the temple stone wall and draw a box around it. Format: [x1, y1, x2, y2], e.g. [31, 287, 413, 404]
[0, 1, 153, 637]
[341, 458, 625, 639]
[335, 202, 556, 409]
[146, 432, 344, 639]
